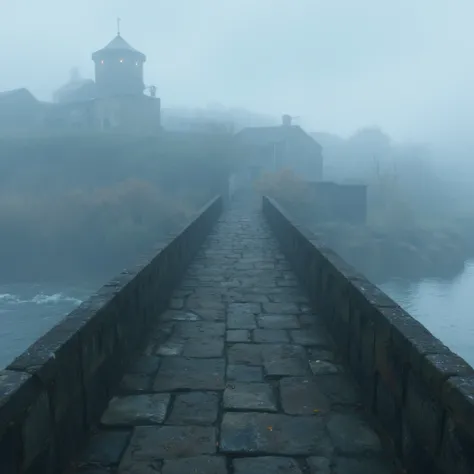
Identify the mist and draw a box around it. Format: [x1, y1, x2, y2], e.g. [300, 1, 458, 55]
[1, 1, 474, 141]
[2, 1, 474, 376]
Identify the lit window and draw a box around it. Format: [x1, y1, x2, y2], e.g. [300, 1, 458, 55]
[119, 59, 123, 63]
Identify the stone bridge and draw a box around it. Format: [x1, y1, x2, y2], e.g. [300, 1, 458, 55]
[1, 194, 473, 474]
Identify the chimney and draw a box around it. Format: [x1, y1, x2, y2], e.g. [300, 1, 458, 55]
[282, 114, 292, 127]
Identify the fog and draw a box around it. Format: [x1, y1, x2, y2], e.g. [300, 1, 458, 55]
[2, 1, 474, 146]
[2, 1, 474, 366]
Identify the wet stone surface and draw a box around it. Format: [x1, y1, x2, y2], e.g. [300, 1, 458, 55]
[69, 200, 397, 473]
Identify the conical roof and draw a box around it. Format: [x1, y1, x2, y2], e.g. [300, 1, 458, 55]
[92, 34, 146, 61]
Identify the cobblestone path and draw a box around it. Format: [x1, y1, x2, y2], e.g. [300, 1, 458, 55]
[70, 204, 398, 474]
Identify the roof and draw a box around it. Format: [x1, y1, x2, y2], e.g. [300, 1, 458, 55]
[235, 125, 322, 151]
[0, 88, 39, 105]
[92, 34, 146, 61]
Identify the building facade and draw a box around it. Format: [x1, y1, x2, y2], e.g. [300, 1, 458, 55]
[0, 30, 161, 136]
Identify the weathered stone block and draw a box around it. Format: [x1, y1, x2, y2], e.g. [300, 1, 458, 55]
[280, 376, 330, 414]
[101, 394, 170, 427]
[119, 426, 216, 468]
[227, 344, 263, 366]
[262, 344, 309, 376]
[79, 430, 130, 466]
[224, 383, 277, 411]
[405, 371, 444, 457]
[226, 365, 263, 382]
[226, 330, 250, 343]
[375, 372, 401, 448]
[442, 375, 474, 440]
[253, 329, 289, 343]
[220, 412, 332, 456]
[153, 357, 225, 391]
[327, 413, 382, 455]
[166, 392, 219, 425]
[257, 314, 300, 329]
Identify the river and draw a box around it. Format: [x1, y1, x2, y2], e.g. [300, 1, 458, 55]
[0, 282, 96, 368]
[381, 260, 474, 367]
[1, 263, 474, 369]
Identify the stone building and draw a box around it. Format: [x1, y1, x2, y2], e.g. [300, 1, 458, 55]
[230, 115, 323, 194]
[0, 30, 161, 136]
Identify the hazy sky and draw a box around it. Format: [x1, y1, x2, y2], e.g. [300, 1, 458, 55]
[1, 1, 474, 142]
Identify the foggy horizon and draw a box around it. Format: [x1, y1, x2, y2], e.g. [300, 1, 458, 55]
[2, 1, 474, 147]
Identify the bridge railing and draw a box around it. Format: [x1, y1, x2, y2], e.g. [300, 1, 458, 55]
[262, 195, 474, 474]
[0, 195, 223, 474]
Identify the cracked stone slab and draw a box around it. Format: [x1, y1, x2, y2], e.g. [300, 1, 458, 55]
[182, 338, 224, 358]
[79, 430, 130, 466]
[162, 455, 228, 474]
[257, 314, 300, 329]
[119, 426, 216, 468]
[227, 343, 263, 365]
[262, 344, 309, 376]
[166, 392, 219, 425]
[227, 329, 250, 342]
[219, 412, 332, 456]
[327, 413, 383, 455]
[224, 382, 277, 411]
[233, 456, 303, 474]
[101, 394, 170, 426]
[227, 364, 263, 382]
[153, 357, 225, 391]
[279, 377, 331, 414]
[227, 313, 257, 329]
[253, 329, 289, 343]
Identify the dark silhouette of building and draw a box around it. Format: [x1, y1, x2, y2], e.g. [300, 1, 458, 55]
[0, 24, 161, 136]
[92, 33, 146, 98]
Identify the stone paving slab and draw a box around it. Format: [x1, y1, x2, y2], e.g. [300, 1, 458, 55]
[68, 201, 398, 474]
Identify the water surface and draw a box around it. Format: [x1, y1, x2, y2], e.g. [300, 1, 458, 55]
[381, 260, 474, 367]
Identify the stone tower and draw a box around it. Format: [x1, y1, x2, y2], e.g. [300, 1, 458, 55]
[91, 29, 146, 98]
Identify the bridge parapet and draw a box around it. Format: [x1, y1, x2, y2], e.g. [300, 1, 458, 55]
[0, 195, 222, 474]
[263, 195, 474, 474]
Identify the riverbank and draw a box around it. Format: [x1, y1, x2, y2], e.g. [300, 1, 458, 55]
[310, 220, 469, 283]
[279, 201, 474, 284]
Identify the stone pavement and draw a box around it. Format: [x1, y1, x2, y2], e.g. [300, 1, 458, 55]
[69, 202, 399, 474]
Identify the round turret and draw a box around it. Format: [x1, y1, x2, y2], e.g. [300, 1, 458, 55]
[91, 34, 146, 98]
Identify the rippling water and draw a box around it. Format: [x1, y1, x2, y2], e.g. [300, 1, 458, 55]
[0, 282, 95, 368]
[381, 260, 474, 367]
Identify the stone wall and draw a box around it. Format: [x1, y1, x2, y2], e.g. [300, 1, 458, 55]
[0, 195, 223, 474]
[263, 195, 474, 474]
